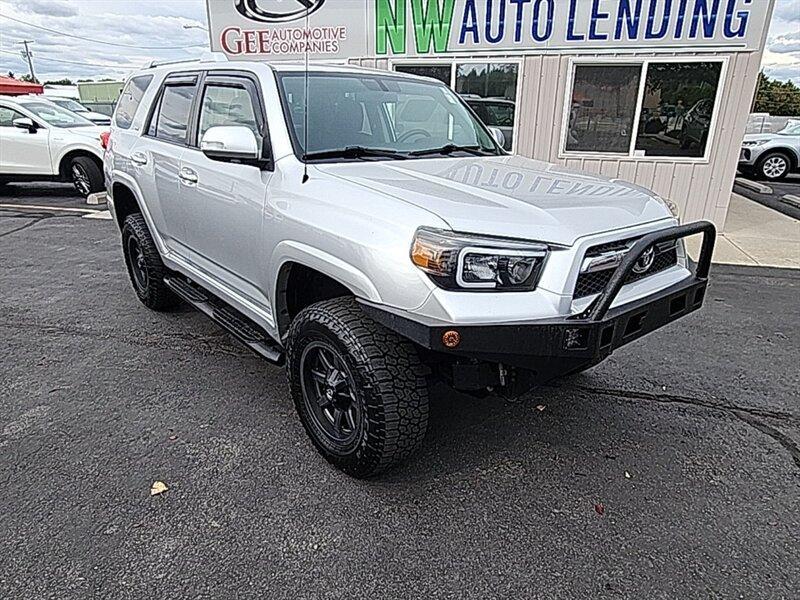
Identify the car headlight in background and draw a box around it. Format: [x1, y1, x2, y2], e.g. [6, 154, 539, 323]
[411, 228, 549, 291]
[742, 140, 766, 147]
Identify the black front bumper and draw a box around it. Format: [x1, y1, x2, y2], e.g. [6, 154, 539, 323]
[363, 222, 716, 382]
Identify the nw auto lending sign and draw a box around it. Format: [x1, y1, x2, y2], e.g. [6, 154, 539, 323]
[207, 0, 771, 60]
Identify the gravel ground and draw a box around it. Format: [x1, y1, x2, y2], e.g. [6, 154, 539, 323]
[1, 184, 798, 599]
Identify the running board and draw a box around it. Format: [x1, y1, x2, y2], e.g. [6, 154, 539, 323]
[164, 276, 285, 366]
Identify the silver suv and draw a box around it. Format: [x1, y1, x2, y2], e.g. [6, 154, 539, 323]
[105, 57, 716, 478]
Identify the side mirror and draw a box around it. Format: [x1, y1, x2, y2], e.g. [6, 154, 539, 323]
[13, 117, 37, 134]
[488, 127, 506, 149]
[201, 126, 262, 164]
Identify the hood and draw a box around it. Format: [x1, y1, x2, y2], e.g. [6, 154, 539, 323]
[84, 111, 112, 123]
[64, 125, 105, 141]
[743, 133, 776, 143]
[314, 155, 673, 246]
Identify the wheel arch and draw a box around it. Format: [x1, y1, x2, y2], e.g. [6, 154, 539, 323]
[111, 181, 144, 230]
[273, 249, 382, 339]
[759, 147, 798, 171]
[57, 148, 103, 180]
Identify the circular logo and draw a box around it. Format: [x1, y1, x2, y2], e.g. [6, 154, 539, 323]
[632, 247, 656, 274]
[235, 0, 327, 23]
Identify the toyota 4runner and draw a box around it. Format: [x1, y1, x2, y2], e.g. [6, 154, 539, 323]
[105, 57, 716, 478]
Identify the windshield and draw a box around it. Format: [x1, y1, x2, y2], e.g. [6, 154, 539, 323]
[777, 122, 800, 135]
[52, 98, 88, 113]
[276, 72, 502, 161]
[23, 102, 94, 128]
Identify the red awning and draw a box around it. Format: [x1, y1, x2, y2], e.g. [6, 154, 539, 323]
[0, 76, 44, 95]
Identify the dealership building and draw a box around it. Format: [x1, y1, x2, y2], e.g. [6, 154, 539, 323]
[208, 0, 776, 230]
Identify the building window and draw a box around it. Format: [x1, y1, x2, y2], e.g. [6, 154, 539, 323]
[565, 65, 641, 154]
[394, 64, 451, 86]
[392, 61, 520, 151]
[635, 62, 723, 158]
[564, 60, 724, 160]
[456, 63, 518, 150]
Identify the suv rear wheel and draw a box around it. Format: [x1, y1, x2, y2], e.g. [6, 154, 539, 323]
[121, 213, 178, 311]
[287, 298, 429, 478]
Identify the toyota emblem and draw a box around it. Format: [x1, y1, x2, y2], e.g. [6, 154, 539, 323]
[235, 0, 327, 23]
[632, 247, 656, 274]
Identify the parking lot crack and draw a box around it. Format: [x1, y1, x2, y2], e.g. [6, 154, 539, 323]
[576, 385, 800, 470]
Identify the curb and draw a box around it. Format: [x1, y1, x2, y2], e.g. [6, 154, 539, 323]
[781, 194, 800, 210]
[734, 177, 773, 195]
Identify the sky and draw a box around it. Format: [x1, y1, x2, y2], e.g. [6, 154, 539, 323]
[0, 0, 798, 83]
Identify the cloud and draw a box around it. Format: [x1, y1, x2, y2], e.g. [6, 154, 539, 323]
[773, 0, 800, 23]
[10, 0, 77, 18]
[0, 0, 208, 81]
[763, 63, 800, 82]
[768, 30, 800, 54]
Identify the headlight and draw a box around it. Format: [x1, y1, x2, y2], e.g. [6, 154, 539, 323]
[742, 140, 765, 147]
[410, 228, 549, 291]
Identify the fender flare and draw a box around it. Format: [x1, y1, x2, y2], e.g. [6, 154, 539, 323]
[270, 241, 382, 328]
[109, 171, 171, 258]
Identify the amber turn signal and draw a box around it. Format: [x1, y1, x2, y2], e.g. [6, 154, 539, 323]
[442, 330, 461, 348]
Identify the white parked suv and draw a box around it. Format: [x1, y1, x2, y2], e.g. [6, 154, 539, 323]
[0, 95, 106, 197]
[105, 58, 716, 478]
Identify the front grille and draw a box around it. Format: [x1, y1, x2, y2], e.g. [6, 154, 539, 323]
[574, 239, 679, 299]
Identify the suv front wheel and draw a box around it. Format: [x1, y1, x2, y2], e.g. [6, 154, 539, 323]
[287, 298, 429, 478]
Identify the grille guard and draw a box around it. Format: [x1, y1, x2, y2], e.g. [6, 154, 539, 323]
[573, 221, 716, 322]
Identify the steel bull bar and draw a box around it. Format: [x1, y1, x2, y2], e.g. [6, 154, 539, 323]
[362, 221, 717, 379]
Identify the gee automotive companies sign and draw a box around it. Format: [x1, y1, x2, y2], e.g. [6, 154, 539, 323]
[207, 0, 370, 59]
[208, 0, 772, 60]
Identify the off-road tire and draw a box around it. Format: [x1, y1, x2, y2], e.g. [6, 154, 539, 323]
[121, 213, 178, 311]
[70, 156, 104, 197]
[755, 151, 791, 181]
[287, 297, 429, 478]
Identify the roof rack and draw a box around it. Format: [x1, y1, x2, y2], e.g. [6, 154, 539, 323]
[146, 52, 228, 69]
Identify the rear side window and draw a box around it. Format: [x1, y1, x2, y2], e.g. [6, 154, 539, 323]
[115, 75, 153, 130]
[152, 84, 197, 145]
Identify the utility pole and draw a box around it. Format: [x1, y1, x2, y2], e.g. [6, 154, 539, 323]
[19, 40, 36, 83]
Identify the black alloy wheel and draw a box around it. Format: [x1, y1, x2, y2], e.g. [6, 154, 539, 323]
[300, 340, 363, 452]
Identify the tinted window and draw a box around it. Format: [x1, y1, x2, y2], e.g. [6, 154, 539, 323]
[635, 62, 722, 158]
[199, 84, 258, 139]
[115, 75, 154, 129]
[154, 84, 196, 144]
[566, 65, 641, 154]
[0, 106, 26, 127]
[456, 63, 518, 150]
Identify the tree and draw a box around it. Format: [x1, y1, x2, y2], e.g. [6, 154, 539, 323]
[753, 72, 800, 116]
[44, 78, 74, 86]
[20, 74, 40, 83]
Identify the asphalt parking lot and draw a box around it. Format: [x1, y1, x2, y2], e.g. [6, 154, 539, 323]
[1, 184, 798, 600]
[734, 173, 800, 221]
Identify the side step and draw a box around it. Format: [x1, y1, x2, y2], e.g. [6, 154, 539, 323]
[164, 276, 285, 366]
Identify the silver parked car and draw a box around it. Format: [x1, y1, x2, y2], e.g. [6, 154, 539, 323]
[738, 120, 800, 180]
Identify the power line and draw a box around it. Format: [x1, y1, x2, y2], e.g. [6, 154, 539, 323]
[0, 13, 207, 50]
[0, 48, 136, 70]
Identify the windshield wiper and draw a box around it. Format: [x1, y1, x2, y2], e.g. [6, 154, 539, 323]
[303, 146, 407, 161]
[409, 144, 493, 157]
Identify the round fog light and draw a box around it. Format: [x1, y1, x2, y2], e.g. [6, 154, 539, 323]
[442, 330, 461, 348]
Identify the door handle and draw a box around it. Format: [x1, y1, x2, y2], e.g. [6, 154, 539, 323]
[179, 168, 199, 186]
[130, 152, 148, 166]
